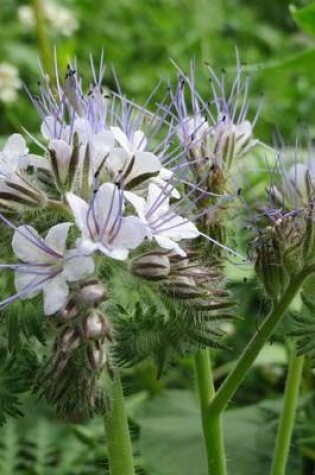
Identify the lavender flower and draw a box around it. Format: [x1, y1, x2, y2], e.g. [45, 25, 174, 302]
[66, 182, 147, 259]
[0, 222, 94, 315]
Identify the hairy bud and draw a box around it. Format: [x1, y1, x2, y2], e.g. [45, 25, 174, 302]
[60, 328, 80, 353]
[163, 275, 205, 299]
[132, 251, 171, 280]
[77, 279, 108, 306]
[83, 311, 112, 340]
[87, 342, 107, 370]
[59, 298, 78, 320]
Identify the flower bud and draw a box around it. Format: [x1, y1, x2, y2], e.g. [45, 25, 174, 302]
[163, 275, 205, 299]
[59, 298, 78, 320]
[132, 251, 171, 280]
[77, 279, 108, 306]
[83, 311, 112, 340]
[60, 328, 80, 353]
[87, 342, 107, 370]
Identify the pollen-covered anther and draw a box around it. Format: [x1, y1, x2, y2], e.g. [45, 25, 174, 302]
[77, 279, 108, 306]
[83, 311, 112, 340]
[131, 251, 171, 280]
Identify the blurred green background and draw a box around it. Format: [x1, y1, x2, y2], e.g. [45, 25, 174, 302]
[1, 0, 315, 143]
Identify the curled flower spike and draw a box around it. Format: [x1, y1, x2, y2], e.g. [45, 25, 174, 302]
[66, 182, 147, 259]
[0, 220, 95, 315]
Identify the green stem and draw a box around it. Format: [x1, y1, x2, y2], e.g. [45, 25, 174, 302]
[194, 349, 227, 474]
[31, 0, 52, 76]
[209, 272, 307, 417]
[104, 374, 135, 475]
[270, 347, 304, 475]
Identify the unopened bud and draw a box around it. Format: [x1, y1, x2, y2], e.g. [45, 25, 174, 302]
[87, 342, 107, 370]
[59, 299, 78, 320]
[77, 279, 108, 306]
[60, 328, 80, 353]
[163, 275, 205, 299]
[132, 251, 171, 280]
[83, 311, 112, 340]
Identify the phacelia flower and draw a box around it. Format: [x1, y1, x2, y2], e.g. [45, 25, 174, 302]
[125, 183, 200, 256]
[0, 222, 94, 315]
[67, 182, 147, 259]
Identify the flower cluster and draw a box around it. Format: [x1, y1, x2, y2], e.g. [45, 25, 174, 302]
[0, 60, 207, 316]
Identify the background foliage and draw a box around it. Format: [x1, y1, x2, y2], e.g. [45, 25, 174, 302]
[1, 0, 315, 473]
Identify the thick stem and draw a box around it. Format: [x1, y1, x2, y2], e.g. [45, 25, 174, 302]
[194, 350, 227, 475]
[270, 348, 304, 475]
[104, 374, 135, 475]
[208, 272, 306, 417]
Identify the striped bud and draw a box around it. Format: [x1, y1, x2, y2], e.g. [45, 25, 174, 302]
[87, 342, 107, 370]
[83, 311, 112, 340]
[60, 328, 80, 353]
[132, 251, 171, 280]
[163, 275, 205, 299]
[77, 279, 108, 306]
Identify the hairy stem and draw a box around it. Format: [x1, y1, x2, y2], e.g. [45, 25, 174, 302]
[104, 374, 135, 475]
[194, 349, 227, 474]
[208, 272, 307, 416]
[271, 347, 304, 475]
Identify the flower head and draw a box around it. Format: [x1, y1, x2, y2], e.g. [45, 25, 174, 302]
[0, 221, 94, 315]
[125, 183, 200, 256]
[67, 182, 147, 259]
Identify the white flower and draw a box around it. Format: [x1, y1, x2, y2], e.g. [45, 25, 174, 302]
[106, 127, 161, 188]
[67, 183, 147, 260]
[10, 223, 94, 315]
[125, 184, 199, 256]
[18, 2, 79, 37]
[0, 63, 21, 103]
[0, 134, 46, 208]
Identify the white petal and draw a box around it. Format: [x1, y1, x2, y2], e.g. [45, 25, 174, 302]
[154, 235, 186, 256]
[66, 193, 89, 235]
[14, 270, 43, 298]
[19, 153, 51, 171]
[124, 191, 147, 220]
[94, 183, 122, 234]
[111, 216, 147, 249]
[110, 126, 130, 152]
[91, 130, 115, 168]
[4, 134, 26, 158]
[97, 243, 129, 260]
[45, 223, 72, 254]
[130, 152, 161, 181]
[43, 275, 69, 315]
[106, 148, 129, 179]
[132, 130, 147, 152]
[50, 139, 72, 183]
[12, 226, 50, 263]
[147, 183, 170, 216]
[63, 250, 95, 281]
[74, 118, 93, 144]
[158, 215, 200, 240]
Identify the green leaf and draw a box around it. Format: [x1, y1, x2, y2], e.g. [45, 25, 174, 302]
[290, 3, 315, 35]
[133, 390, 301, 475]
